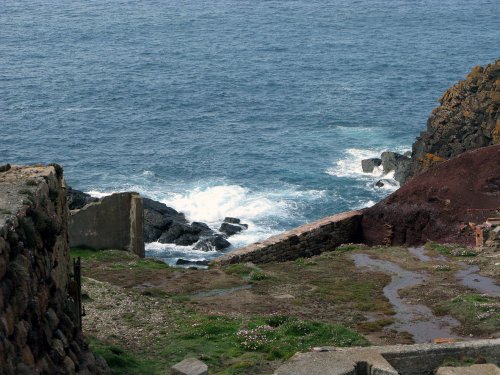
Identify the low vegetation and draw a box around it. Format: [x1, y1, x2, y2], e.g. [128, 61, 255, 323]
[74, 245, 499, 374]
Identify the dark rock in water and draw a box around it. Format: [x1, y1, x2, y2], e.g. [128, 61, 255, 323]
[193, 235, 231, 251]
[219, 217, 249, 236]
[174, 233, 200, 246]
[380, 151, 411, 184]
[361, 158, 382, 173]
[224, 217, 241, 224]
[176, 259, 210, 266]
[66, 187, 99, 210]
[143, 198, 188, 243]
[158, 222, 197, 244]
[219, 222, 243, 236]
[191, 222, 214, 236]
[374, 179, 399, 189]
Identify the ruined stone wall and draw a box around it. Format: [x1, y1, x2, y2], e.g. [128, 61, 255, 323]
[213, 210, 363, 265]
[69, 192, 144, 258]
[0, 165, 109, 375]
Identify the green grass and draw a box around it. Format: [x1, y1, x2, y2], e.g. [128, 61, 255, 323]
[435, 293, 500, 333]
[223, 264, 269, 281]
[70, 248, 169, 270]
[155, 313, 368, 372]
[89, 337, 163, 375]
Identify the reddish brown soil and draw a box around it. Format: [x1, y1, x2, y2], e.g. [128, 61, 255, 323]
[362, 145, 500, 246]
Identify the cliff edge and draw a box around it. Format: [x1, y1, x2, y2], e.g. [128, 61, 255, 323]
[406, 60, 500, 181]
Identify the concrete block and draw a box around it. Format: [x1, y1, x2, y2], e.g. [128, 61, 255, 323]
[436, 364, 500, 375]
[171, 358, 208, 375]
[69, 192, 144, 257]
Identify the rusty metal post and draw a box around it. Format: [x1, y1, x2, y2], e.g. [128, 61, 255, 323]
[475, 227, 484, 248]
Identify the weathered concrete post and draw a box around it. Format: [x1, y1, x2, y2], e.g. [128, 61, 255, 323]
[69, 192, 145, 257]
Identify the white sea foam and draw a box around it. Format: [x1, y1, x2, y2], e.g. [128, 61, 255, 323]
[86, 190, 114, 198]
[325, 148, 384, 178]
[162, 185, 289, 225]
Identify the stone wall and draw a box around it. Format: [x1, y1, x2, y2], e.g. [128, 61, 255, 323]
[0, 164, 109, 375]
[69, 192, 144, 258]
[213, 210, 363, 266]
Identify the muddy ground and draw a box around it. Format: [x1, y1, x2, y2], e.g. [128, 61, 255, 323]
[76, 243, 499, 374]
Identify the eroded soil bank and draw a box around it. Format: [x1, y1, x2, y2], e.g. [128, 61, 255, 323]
[76, 243, 499, 374]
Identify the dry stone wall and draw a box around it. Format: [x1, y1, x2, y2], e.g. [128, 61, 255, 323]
[0, 165, 109, 375]
[213, 210, 363, 265]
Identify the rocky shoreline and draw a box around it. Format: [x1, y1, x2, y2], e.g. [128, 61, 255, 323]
[67, 188, 249, 259]
[362, 60, 500, 187]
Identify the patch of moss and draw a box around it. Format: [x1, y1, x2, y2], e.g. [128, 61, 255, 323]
[88, 337, 162, 375]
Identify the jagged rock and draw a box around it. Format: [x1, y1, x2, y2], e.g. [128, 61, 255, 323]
[193, 235, 231, 251]
[143, 198, 187, 243]
[361, 158, 382, 173]
[380, 151, 411, 183]
[191, 222, 215, 236]
[219, 222, 243, 236]
[224, 217, 241, 224]
[158, 222, 197, 244]
[406, 60, 500, 182]
[66, 187, 98, 210]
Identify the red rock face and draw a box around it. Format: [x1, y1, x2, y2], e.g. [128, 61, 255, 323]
[362, 145, 500, 246]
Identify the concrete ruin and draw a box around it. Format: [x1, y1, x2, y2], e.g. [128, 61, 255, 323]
[274, 339, 500, 375]
[68, 192, 144, 258]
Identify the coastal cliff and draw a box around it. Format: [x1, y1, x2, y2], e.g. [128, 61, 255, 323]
[406, 60, 500, 181]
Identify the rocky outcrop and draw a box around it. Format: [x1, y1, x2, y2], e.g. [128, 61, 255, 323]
[361, 145, 500, 246]
[219, 217, 248, 237]
[0, 165, 109, 374]
[143, 198, 188, 243]
[407, 60, 500, 182]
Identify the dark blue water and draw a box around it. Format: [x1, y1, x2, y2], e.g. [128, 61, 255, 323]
[1, 0, 498, 263]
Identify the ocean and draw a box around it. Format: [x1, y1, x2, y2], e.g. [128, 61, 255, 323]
[1, 0, 498, 265]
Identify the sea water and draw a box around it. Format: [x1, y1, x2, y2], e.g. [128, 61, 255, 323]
[1, 0, 498, 265]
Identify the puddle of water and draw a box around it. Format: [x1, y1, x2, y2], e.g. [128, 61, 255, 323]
[408, 246, 432, 262]
[456, 265, 500, 296]
[352, 253, 461, 343]
[191, 285, 252, 298]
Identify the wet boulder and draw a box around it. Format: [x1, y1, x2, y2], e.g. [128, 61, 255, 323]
[193, 235, 231, 251]
[361, 158, 382, 173]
